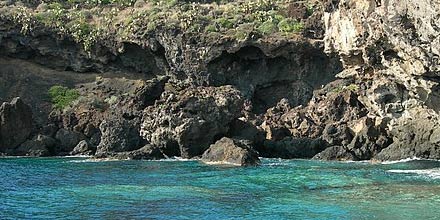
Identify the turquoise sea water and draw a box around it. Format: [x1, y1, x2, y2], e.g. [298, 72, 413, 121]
[1, 157, 439, 220]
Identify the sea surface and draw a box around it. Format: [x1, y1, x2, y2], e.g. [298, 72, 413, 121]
[1, 157, 439, 220]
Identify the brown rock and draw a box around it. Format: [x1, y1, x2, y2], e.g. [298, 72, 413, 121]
[202, 137, 260, 166]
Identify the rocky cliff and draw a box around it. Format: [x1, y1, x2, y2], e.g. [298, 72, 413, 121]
[0, 0, 439, 162]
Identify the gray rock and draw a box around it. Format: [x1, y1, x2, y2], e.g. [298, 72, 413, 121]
[375, 109, 440, 161]
[260, 137, 328, 159]
[0, 97, 33, 154]
[141, 86, 244, 158]
[15, 134, 55, 157]
[202, 137, 260, 166]
[228, 119, 265, 147]
[106, 145, 165, 160]
[55, 129, 85, 153]
[312, 146, 357, 161]
[96, 118, 144, 155]
[71, 140, 95, 156]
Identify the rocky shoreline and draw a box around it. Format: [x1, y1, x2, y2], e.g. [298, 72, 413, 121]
[1, 0, 439, 166]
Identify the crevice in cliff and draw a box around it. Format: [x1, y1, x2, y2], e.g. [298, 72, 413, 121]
[206, 44, 342, 114]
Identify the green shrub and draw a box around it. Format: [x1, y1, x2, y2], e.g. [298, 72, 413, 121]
[331, 84, 359, 94]
[346, 84, 359, 92]
[205, 24, 217, 32]
[257, 20, 277, 34]
[278, 18, 303, 33]
[215, 17, 234, 29]
[48, 85, 80, 109]
[306, 4, 314, 16]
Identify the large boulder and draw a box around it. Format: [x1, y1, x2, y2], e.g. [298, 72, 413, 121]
[0, 97, 33, 153]
[201, 137, 260, 166]
[312, 146, 357, 161]
[141, 85, 244, 158]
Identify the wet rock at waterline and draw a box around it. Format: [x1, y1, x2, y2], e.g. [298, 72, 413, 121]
[201, 137, 260, 166]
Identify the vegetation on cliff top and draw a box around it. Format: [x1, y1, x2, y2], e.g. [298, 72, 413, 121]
[1, 0, 318, 52]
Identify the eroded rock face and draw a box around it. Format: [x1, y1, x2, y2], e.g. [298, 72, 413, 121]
[375, 108, 440, 161]
[1, 0, 439, 161]
[201, 137, 260, 166]
[259, 81, 372, 159]
[141, 85, 244, 158]
[306, 0, 440, 161]
[0, 97, 33, 153]
[49, 76, 167, 156]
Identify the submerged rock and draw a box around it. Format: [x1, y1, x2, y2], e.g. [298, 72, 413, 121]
[312, 146, 357, 161]
[107, 145, 166, 160]
[201, 137, 260, 166]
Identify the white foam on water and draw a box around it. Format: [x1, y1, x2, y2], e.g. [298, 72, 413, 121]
[66, 156, 200, 163]
[380, 157, 426, 164]
[264, 162, 288, 166]
[165, 157, 200, 162]
[341, 160, 371, 164]
[202, 161, 241, 166]
[67, 158, 129, 163]
[387, 168, 440, 179]
[63, 155, 92, 158]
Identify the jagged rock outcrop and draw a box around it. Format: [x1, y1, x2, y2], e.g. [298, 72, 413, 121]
[316, 0, 440, 160]
[141, 85, 244, 158]
[201, 137, 260, 166]
[375, 108, 440, 161]
[0, 97, 33, 153]
[49, 76, 167, 157]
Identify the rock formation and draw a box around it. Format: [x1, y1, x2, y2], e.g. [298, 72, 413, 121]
[201, 137, 260, 166]
[0, 97, 33, 154]
[141, 85, 245, 158]
[0, 0, 439, 162]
